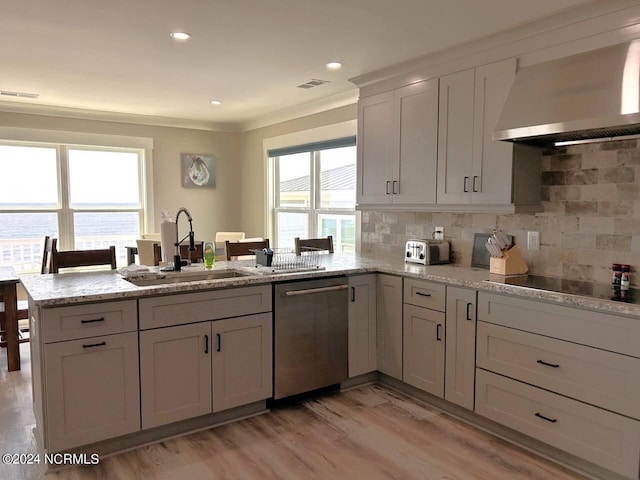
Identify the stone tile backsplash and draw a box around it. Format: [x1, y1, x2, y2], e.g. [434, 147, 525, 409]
[361, 140, 640, 285]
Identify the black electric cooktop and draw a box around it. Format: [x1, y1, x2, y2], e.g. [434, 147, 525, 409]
[486, 274, 639, 304]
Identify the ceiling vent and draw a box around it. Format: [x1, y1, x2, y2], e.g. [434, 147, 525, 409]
[297, 79, 330, 89]
[0, 90, 39, 99]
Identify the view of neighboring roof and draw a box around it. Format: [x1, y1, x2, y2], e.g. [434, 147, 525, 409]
[280, 164, 356, 192]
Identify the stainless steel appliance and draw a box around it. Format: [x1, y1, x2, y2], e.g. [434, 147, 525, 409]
[405, 239, 450, 265]
[273, 277, 348, 400]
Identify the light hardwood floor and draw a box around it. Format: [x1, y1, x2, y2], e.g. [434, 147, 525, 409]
[0, 344, 587, 480]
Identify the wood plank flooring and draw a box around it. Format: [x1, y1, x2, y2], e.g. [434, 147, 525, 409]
[0, 344, 587, 480]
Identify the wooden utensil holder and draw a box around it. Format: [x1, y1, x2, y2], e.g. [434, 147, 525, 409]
[489, 245, 529, 275]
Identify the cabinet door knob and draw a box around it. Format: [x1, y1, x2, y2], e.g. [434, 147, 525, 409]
[351, 287, 356, 302]
[463, 176, 469, 192]
[386, 181, 391, 194]
[392, 180, 398, 194]
[436, 324, 442, 341]
[204, 335, 209, 354]
[466, 302, 473, 321]
[217, 333, 222, 352]
[472, 176, 479, 192]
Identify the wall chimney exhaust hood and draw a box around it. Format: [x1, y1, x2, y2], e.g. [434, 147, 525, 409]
[494, 41, 640, 145]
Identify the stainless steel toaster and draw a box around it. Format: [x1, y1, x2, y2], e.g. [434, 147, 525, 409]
[405, 239, 451, 265]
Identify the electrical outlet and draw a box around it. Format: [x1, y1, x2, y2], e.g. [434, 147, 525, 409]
[527, 231, 540, 250]
[434, 226, 444, 241]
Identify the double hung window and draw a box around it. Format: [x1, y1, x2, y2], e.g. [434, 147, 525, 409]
[270, 137, 356, 251]
[0, 142, 144, 272]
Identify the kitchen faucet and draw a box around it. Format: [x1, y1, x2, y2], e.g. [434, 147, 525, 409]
[174, 207, 195, 271]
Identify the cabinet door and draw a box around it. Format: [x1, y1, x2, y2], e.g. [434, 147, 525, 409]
[44, 332, 140, 452]
[212, 313, 272, 412]
[445, 286, 477, 410]
[140, 322, 212, 429]
[393, 79, 439, 204]
[357, 91, 394, 205]
[437, 68, 475, 204]
[348, 274, 377, 377]
[471, 58, 516, 204]
[403, 304, 445, 397]
[376, 274, 403, 380]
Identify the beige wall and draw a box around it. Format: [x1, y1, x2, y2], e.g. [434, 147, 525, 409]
[238, 104, 357, 238]
[0, 111, 241, 242]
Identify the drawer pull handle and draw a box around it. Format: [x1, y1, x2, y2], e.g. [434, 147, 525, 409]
[217, 333, 221, 352]
[466, 302, 473, 321]
[415, 292, 432, 297]
[537, 359, 560, 368]
[82, 341, 106, 349]
[436, 324, 442, 341]
[80, 317, 105, 324]
[535, 412, 557, 423]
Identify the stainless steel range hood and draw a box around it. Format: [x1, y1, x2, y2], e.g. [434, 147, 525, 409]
[494, 41, 640, 145]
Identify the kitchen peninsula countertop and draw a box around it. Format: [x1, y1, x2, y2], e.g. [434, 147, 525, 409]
[19, 253, 640, 318]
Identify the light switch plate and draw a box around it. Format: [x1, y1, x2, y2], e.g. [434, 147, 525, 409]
[434, 226, 444, 241]
[527, 231, 540, 250]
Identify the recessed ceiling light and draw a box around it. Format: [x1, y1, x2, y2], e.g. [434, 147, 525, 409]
[326, 61, 343, 70]
[210, 100, 222, 105]
[170, 32, 191, 40]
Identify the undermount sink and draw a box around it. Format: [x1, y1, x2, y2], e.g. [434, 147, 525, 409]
[124, 269, 254, 287]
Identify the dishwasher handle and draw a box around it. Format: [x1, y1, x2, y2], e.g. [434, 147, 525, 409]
[283, 284, 348, 297]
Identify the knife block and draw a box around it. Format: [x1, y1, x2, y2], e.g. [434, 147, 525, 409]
[489, 245, 529, 275]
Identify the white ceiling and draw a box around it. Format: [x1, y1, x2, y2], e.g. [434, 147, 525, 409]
[0, 0, 593, 131]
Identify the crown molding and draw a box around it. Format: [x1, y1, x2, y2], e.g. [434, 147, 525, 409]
[0, 100, 240, 132]
[238, 89, 359, 132]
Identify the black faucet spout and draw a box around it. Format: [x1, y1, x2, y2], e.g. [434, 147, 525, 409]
[174, 207, 195, 271]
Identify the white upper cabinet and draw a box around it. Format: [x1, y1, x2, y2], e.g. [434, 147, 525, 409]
[357, 78, 439, 206]
[436, 58, 541, 210]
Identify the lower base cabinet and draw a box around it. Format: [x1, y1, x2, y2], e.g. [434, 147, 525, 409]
[212, 313, 272, 412]
[348, 274, 377, 377]
[402, 303, 445, 397]
[44, 332, 140, 452]
[140, 322, 212, 429]
[141, 314, 272, 429]
[476, 369, 640, 479]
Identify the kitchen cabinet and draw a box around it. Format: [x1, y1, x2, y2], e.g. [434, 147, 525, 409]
[402, 279, 445, 397]
[403, 303, 445, 396]
[139, 286, 273, 429]
[140, 322, 212, 429]
[437, 58, 541, 209]
[376, 274, 403, 379]
[42, 300, 140, 452]
[444, 286, 476, 410]
[357, 79, 439, 206]
[212, 313, 272, 412]
[348, 274, 377, 377]
[476, 292, 640, 479]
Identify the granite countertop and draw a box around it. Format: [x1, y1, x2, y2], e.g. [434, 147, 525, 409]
[18, 253, 640, 318]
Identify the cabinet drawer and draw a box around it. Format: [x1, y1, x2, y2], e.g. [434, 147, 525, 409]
[478, 292, 640, 358]
[475, 369, 640, 479]
[139, 285, 272, 330]
[477, 322, 640, 420]
[42, 300, 137, 343]
[403, 278, 445, 311]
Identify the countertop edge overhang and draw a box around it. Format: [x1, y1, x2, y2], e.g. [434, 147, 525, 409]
[19, 254, 640, 318]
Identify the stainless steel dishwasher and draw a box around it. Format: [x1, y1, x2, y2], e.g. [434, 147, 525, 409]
[273, 276, 349, 400]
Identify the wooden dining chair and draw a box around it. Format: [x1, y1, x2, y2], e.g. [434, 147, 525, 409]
[295, 235, 334, 255]
[225, 239, 269, 260]
[152, 242, 204, 266]
[50, 238, 117, 273]
[0, 235, 53, 347]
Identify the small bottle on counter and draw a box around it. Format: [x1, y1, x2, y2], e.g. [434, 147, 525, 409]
[620, 265, 630, 300]
[612, 263, 622, 299]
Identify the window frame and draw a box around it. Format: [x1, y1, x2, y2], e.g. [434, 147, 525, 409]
[0, 129, 153, 271]
[270, 139, 356, 250]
